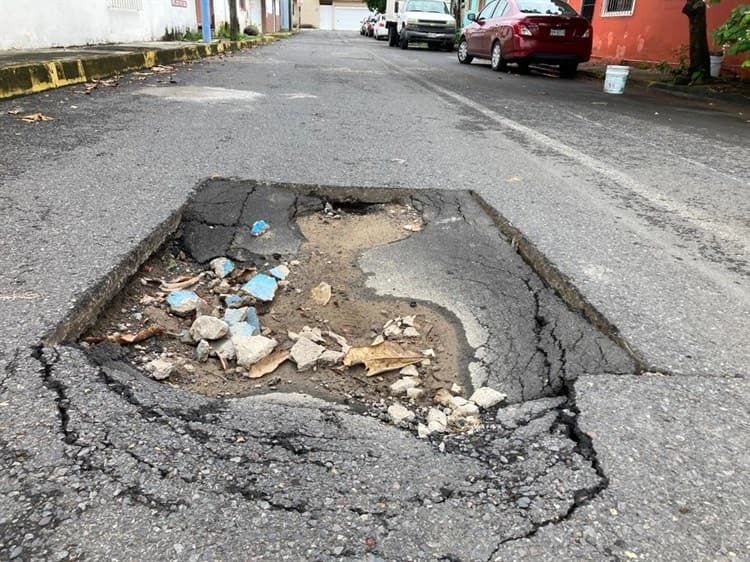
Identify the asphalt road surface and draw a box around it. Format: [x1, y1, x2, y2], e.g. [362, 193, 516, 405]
[1, 31, 748, 560]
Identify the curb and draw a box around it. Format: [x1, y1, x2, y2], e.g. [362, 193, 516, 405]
[0, 36, 284, 101]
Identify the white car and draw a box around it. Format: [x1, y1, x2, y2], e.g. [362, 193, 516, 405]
[373, 14, 389, 40]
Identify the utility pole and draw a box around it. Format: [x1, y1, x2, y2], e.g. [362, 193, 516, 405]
[201, 0, 212, 42]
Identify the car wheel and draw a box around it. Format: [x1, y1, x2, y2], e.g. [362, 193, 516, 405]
[399, 29, 409, 49]
[457, 37, 473, 64]
[559, 62, 578, 78]
[490, 41, 506, 71]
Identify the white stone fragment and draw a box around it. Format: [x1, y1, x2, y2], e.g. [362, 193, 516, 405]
[189, 316, 229, 341]
[453, 402, 480, 418]
[427, 408, 448, 433]
[387, 404, 415, 425]
[232, 335, 277, 367]
[147, 358, 174, 381]
[318, 349, 345, 366]
[383, 324, 402, 338]
[290, 337, 326, 370]
[403, 327, 420, 338]
[470, 387, 508, 409]
[406, 387, 424, 400]
[401, 315, 416, 327]
[451, 383, 464, 395]
[400, 365, 419, 377]
[389, 376, 421, 396]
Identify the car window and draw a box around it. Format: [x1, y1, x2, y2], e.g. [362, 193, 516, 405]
[491, 0, 508, 17]
[477, 0, 498, 19]
[515, 0, 577, 15]
[404, 0, 450, 14]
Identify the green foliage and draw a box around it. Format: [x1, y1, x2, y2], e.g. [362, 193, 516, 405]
[182, 29, 203, 41]
[712, 5, 750, 66]
[366, 0, 387, 14]
[163, 27, 204, 41]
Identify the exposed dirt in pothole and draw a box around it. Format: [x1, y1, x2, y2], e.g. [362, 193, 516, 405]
[82, 203, 463, 407]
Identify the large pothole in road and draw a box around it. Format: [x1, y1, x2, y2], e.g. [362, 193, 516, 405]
[80, 179, 635, 437]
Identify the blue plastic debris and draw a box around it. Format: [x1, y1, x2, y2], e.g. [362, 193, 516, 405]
[229, 323, 256, 339]
[224, 294, 243, 308]
[241, 273, 278, 302]
[251, 220, 270, 237]
[166, 290, 200, 316]
[224, 307, 248, 326]
[268, 265, 290, 281]
[210, 257, 235, 279]
[245, 306, 261, 334]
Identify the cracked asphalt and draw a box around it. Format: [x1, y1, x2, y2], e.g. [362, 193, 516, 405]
[1, 31, 749, 561]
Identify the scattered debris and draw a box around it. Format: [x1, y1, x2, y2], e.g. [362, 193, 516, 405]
[426, 408, 448, 434]
[146, 358, 174, 380]
[194, 340, 211, 362]
[189, 316, 229, 341]
[343, 341, 423, 377]
[210, 257, 235, 279]
[161, 273, 204, 291]
[233, 335, 277, 367]
[402, 223, 422, 232]
[166, 290, 202, 316]
[290, 337, 326, 370]
[470, 387, 507, 409]
[17, 112, 55, 123]
[247, 350, 290, 379]
[241, 273, 278, 301]
[81, 325, 162, 345]
[268, 264, 289, 280]
[403, 326, 420, 338]
[388, 403, 415, 425]
[389, 376, 421, 396]
[311, 282, 332, 306]
[250, 220, 270, 237]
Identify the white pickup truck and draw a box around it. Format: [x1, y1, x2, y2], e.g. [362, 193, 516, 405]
[384, 0, 456, 51]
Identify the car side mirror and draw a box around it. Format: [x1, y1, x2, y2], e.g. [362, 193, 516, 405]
[467, 12, 476, 21]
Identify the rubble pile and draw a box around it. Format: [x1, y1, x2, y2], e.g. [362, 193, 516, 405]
[83, 207, 509, 439]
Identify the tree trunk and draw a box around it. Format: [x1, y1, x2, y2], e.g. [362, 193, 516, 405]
[229, 0, 240, 40]
[682, 0, 710, 77]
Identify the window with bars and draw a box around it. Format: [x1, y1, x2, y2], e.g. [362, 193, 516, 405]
[601, 0, 635, 16]
[107, 0, 143, 10]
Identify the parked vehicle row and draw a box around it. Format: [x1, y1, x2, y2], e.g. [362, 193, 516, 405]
[364, 0, 592, 77]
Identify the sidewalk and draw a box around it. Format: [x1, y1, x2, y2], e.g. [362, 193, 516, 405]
[0, 34, 294, 100]
[579, 60, 750, 107]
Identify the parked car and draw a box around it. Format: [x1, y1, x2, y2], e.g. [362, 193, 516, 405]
[366, 14, 378, 37]
[373, 14, 389, 40]
[360, 15, 371, 35]
[397, 0, 456, 51]
[457, 0, 592, 77]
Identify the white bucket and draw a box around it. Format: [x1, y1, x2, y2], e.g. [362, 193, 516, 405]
[603, 65, 630, 94]
[710, 55, 723, 78]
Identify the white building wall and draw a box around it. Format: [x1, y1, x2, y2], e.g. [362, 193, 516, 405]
[0, 0, 198, 50]
[213, 0, 263, 31]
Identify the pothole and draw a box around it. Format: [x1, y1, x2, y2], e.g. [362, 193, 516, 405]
[80, 181, 486, 436]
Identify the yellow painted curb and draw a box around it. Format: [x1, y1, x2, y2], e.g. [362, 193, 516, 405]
[0, 37, 282, 100]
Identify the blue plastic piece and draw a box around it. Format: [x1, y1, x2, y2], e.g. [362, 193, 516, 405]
[166, 290, 199, 313]
[251, 220, 270, 237]
[245, 307, 261, 334]
[229, 323, 256, 339]
[215, 258, 235, 278]
[224, 294, 243, 307]
[241, 273, 277, 302]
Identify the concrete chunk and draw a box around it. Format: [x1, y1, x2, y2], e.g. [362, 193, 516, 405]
[189, 316, 229, 341]
[290, 337, 326, 370]
[232, 335, 277, 367]
[470, 387, 507, 409]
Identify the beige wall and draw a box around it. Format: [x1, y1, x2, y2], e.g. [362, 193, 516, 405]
[294, 0, 367, 28]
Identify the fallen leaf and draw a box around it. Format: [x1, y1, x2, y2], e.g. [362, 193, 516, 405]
[82, 325, 162, 345]
[343, 341, 423, 377]
[19, 112, 55, 123]
[152, 65, 176, 73]
[311, 282, 332, 306]
[160, 273, 204, 291]
[247, 350, 290, 378]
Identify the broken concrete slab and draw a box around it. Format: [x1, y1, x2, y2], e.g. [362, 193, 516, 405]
[289, 337, 325, 370]
[470, 386, 507, 409]
[189, 316, 229, 341]
[241, 273, 278, 302]
[233, 334, 277, 367]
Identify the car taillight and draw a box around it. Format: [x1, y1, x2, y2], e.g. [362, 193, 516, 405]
[517, 24, 533, 37]
[582, 27, 591, 38]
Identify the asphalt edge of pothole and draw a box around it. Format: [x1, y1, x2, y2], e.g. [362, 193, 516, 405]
[470, 190, 646, 374]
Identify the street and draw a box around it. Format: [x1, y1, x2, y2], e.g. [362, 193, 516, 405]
[1, 31, 748, 560]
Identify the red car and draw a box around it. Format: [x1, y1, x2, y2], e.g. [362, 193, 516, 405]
[457, 0, 592, 77]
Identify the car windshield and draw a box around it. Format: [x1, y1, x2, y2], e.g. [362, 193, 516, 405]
[404, 0, 450, 13]
[516, 0, 577, 15]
